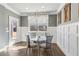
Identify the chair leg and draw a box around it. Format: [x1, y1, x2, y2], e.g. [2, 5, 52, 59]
[26, 48, 31, 56]
[29, 48, 31, 56]
[49, 47, 52, 55]
[26, 47, 28, 55]
[30, 48, 32, 56]
[29, 48, 33, 56]
[26, 48, 29, 56]
[49, 44, 52, 55]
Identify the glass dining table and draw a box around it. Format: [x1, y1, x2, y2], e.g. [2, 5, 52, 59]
[30, 35, 46, 56]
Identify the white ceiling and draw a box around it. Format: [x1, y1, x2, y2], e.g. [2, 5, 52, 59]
[7, 3, 61, 14]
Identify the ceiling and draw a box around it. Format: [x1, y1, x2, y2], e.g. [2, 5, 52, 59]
[6, 3, 62, 15]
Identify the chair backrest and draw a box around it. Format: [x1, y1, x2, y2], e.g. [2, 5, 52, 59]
[27, 35, 30, 48]
[29, 32, 36, 38]
[46, 36, 53, 48]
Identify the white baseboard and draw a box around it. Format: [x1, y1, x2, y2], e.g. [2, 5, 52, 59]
[0, 42, 19, 53]
[0, 45, 9, 52]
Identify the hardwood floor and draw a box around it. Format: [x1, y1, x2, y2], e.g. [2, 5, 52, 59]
[26, 43, 65, 56]
[0, 42, 65, 56]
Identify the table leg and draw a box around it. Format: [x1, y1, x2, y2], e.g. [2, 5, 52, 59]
[37, 42, 39, 56]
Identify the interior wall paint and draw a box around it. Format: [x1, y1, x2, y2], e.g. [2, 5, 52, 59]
[20, 15, 57, 27]
[57, 3, 79, 56]
[20, 16, 28, 27]
[57, 3, 79, 26]
[57, 23, 78, 56]
[71, 3, 79, 22]
[48, 15, 57, 27]
[47, 27, 57, 43]
[0, 5, 20, 49]
[20, 15, 57, 43]
[20, 27, 57, 43]
[28, 15, 48, 26]
[20, 27, 28, 41]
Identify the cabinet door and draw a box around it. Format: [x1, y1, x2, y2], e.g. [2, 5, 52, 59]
[69, 24, 77, 56]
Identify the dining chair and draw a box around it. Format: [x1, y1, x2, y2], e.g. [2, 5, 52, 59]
[46, 36, 53, 49]
[26, 35, 38, 56]
[39, 35, 53, 55]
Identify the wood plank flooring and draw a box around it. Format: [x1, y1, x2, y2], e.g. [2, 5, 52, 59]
[0, 42, 65, 56]
[26, 43, 65, 56]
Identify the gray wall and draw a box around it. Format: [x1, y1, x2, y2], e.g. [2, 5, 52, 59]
[20, 15, 57, 27]
[20, 16, 28, 27]
[0, 5, 20, 49]
[57, 3, 79, 26]
[71, 3, 79, 22]
[48, 15, 57, 27]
